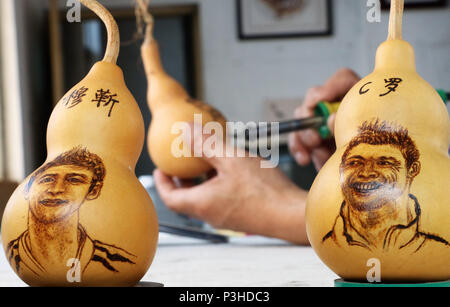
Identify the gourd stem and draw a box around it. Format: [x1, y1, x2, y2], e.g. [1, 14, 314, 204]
[387, 0, 404, 40]
[79, 0, 120, 64]
[136, 0, 154, 42]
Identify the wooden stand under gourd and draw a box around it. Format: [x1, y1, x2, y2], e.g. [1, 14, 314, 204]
[138, 0, 227, 179]
[306, 0, 449, 283]
[1, 0, 158, 286]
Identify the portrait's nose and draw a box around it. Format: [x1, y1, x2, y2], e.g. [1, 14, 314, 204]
[357, 160, 379, 180]
[48, 177, 65, 195]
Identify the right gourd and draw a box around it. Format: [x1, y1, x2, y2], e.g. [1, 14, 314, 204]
[138, 0, 227, 179]
[306, 0, 449, 282]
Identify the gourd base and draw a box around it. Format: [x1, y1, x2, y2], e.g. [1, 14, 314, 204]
[334, 279, 450, 287]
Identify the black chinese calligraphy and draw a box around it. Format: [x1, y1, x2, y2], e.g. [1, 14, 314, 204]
[62, 87, 120, 118]
[6, 147, 136, 277]
[359, 82, 372, 95]
[322, 119, 449, 252]
[63, 86, 89, 108]
[357, 78, 403, 97]
[92, 89, 120, 117]
[380, 78, 403, 97]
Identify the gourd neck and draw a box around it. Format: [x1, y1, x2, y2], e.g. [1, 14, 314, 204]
[376, 0, 414, 71]
[86, 61, 125, 84]
[374, 39, 416, 72]
[142, 35, 165, 74]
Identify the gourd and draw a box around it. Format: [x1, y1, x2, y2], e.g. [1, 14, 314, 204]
[306, 0, 450, 282]
[1, 0, 158, 286]
[138, 0, 227, 179]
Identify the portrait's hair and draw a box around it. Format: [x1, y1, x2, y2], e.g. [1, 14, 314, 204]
[341, 119, 420, 171]
[26, 147, 106, 196]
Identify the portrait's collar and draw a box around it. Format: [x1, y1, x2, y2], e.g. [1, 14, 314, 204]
[19, 225, 94, 276]
[20, 230, 46, 275]
[339, 201, 372, 250]
[76, 224, 95, 274]
[340, 194, 421, 247]
[383, 194, 421, 250]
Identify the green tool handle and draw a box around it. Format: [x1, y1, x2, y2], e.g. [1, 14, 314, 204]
[436, 89, 449, 104]
[314, 101, 340, 139]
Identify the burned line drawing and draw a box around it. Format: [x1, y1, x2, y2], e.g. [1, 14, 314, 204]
[7, 147, 136, 277]
[322, 119, 449, 252]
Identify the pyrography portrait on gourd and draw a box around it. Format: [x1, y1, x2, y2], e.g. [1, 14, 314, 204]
[322, 120, 449, 253]
[6, 147, 137, 277]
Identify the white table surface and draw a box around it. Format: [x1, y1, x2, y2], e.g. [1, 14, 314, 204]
[0, 233, 338, 287]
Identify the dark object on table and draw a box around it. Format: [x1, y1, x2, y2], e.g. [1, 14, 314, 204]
[159, 222, 228, 243]
[140, 176, 228, 243]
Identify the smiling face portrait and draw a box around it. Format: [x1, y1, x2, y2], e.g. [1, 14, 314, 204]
[340, 120, 421, 212]
[25, 147, 106, 224]
[322, 120, 449, 252]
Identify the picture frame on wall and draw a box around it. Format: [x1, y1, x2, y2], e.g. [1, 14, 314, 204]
[237, 0, 332, 40]
[381, 0, 447, 9]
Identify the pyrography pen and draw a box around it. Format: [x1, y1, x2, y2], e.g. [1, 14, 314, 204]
[237, 89, 449, 141]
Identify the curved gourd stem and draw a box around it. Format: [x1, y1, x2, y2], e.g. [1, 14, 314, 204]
[79, 0, 120, 63]
[387, 0, 404, 40]
[136, 0, 155, 42]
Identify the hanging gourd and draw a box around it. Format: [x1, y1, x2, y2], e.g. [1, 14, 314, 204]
[1, 0, 158, 286]
[138, 0, 227, 179]
[306, 0, 449, 283]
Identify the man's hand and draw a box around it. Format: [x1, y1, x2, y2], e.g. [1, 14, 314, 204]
[288, 68, 360, 171]
[154, 127, 309, 245]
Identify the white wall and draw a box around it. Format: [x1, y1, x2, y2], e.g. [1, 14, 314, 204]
[96, 0, 450, 122]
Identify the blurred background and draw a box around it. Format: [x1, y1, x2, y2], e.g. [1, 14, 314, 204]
[0, 0, 449, 218]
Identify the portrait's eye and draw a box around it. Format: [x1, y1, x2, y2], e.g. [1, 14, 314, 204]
[38, 176, 54, 184]
[377, 160, 392, 166]
[347, 160, 361, 167]
[66, 176, 86, 184]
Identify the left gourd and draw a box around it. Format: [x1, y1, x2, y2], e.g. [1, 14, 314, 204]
[1, 0, 158, 286]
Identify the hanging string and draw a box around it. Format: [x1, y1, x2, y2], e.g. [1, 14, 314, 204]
[122, 0, 152, 46]
[136, 0, 153, 35]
